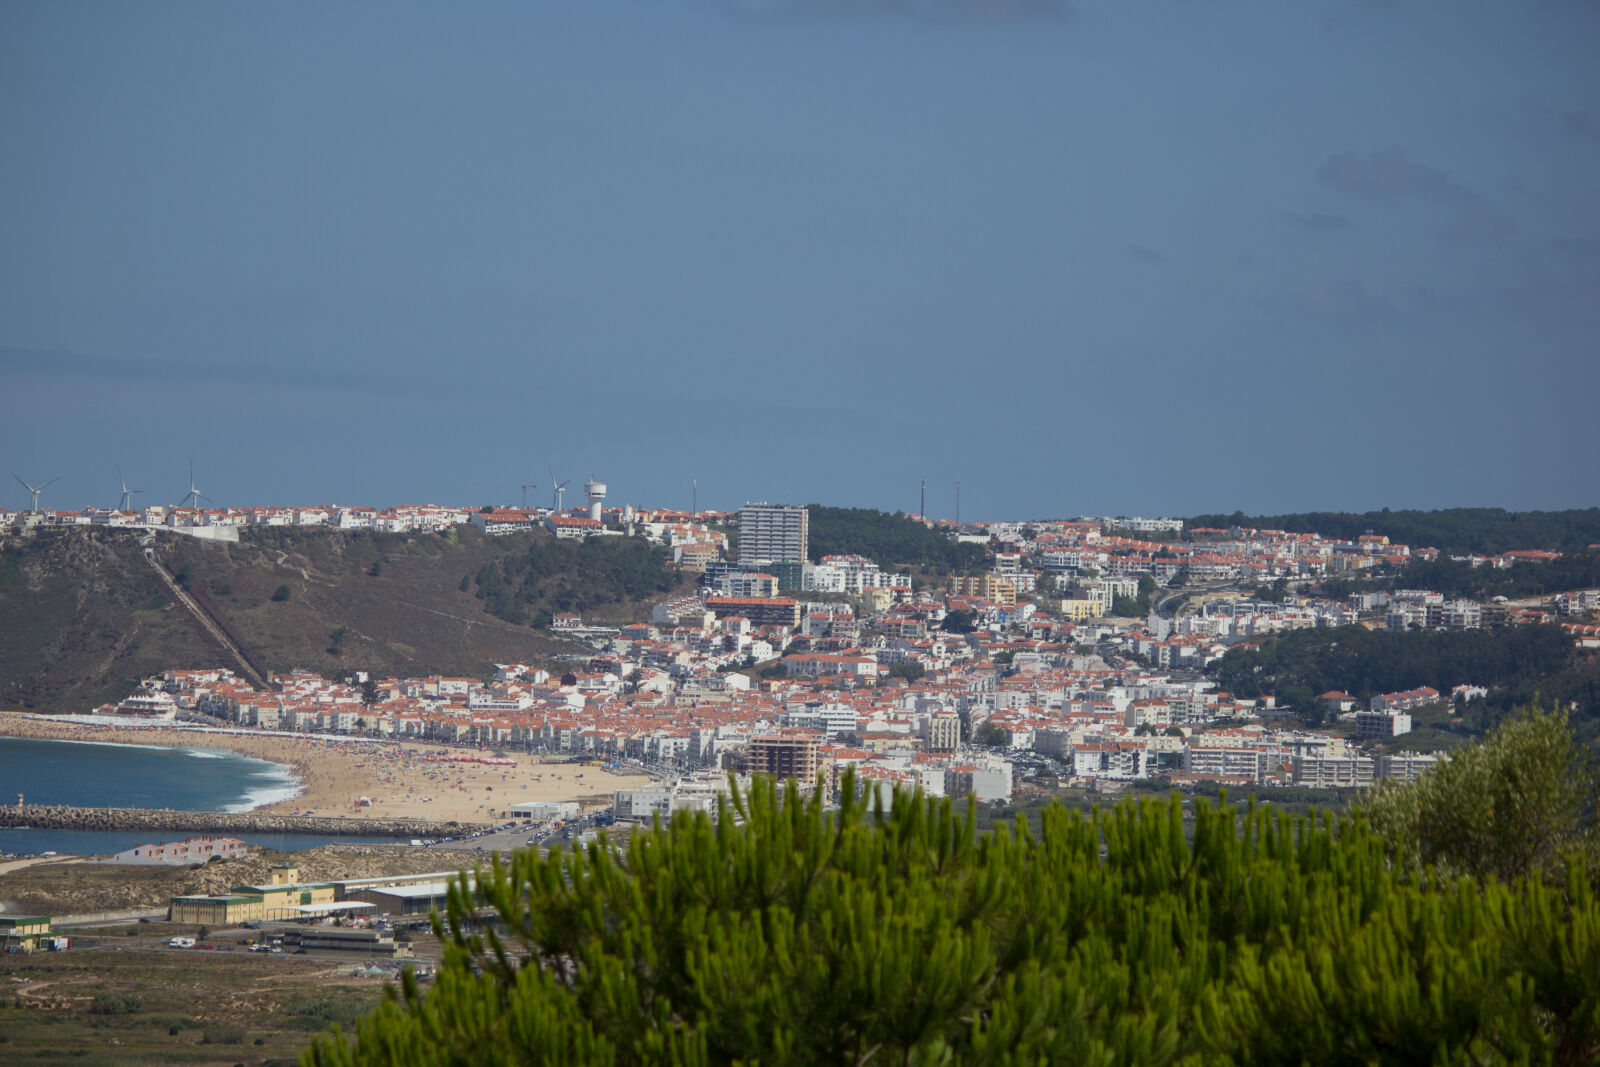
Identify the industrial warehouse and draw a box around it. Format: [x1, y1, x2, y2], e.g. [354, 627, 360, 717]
[167, 863, 472, 926]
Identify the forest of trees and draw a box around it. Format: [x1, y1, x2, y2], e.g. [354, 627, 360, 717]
[1208, 623, 1600, 733]
[473, 536, 686, 626]
[1209, 622, 1573, 700]
[310, 711, 1600, 1066]
[805, 506, 989, 573]
[1185, 507, 1600, 555]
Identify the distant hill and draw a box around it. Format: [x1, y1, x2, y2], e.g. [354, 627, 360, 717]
[0, 525, 678, 714]
[1185, 507, 1600, 555]
[805, 506, 987, 573]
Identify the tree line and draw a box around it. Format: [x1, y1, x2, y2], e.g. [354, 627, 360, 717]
[1365, 552, 1600, 601]
[1186, 506, 1600, 555]
[1207, 623, 1576, 712]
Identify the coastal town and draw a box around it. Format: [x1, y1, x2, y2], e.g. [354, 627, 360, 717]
[40, 499, 1597, 823]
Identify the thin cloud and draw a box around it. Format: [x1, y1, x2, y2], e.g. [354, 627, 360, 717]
[0, 346, 458, 399]
[1315, 148, 1516, 248]
[1316, 148, 1471, 205]
[1127, 243, 1164, 265]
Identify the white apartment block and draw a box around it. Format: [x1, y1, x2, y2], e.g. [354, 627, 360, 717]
[1182, 746, 1263, 781]
[1355, 711, 1412, 739]
[1291, 755, 1375, 788]
[1376, 753, 1443, 781]
[738, 503, 809, 564]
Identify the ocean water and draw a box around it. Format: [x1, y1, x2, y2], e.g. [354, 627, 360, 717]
[0, 735, 392, 856]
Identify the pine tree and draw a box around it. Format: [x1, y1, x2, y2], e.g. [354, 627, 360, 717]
[307, 767, 1600, 1066]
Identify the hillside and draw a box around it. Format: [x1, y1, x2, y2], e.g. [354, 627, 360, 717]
[805, 505, 987, 573]
[0, 525, 678, 713]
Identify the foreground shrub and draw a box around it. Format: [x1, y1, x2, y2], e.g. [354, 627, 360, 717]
[1362, 702, 1598, 882]
[307, 772, 1600, 1066]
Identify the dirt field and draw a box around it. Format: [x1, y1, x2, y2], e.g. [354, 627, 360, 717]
[0, 935, 408, 1065]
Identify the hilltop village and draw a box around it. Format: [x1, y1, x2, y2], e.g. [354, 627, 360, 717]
[66, 501, 1600, 819]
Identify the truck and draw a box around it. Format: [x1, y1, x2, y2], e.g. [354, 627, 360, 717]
[167, 936, 196, 949]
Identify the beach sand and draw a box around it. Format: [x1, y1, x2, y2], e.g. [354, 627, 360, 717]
[0, 712, 640, 824]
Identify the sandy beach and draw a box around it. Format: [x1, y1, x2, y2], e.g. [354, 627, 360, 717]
[0, 711, 641, 824]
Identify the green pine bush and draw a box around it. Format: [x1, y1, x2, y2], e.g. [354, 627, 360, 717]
[306, 758, 1600, 1065]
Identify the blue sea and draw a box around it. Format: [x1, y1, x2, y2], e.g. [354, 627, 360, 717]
[0, 735, 393, 856]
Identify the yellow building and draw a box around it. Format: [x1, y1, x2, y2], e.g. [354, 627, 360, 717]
[951, 575, 1016, 605]
[859, 587, 895, 612]
[169, 866, 470, 925]
[1056, 597, 1100, 622]
[169, 866, 338, 924]
[242, 878, 339, 918]
[0, 915, 53, 952]
[168, 894, 265, 925]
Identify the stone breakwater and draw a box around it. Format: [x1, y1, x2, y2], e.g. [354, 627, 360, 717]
[0, 805, 488, 838]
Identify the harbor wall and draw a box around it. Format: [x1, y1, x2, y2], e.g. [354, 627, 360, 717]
[0, 805, 486, 838]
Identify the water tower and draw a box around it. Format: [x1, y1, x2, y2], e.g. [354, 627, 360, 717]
[584, 475, 607, 522]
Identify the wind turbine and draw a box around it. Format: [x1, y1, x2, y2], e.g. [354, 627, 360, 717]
[548, 466, 570, 512]
[115, 466, 144, 513]
[11, 472, 59, 513]
[176, 462, 212, 509]
[520, 482, 538, 509]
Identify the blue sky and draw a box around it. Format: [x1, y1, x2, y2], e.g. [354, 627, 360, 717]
[3, 1, 1597, 520]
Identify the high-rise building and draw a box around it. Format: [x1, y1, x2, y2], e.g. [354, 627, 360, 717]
[926, 712, 961, 753]
[738, 503, 808, 564]
[746, 729, 822, 784]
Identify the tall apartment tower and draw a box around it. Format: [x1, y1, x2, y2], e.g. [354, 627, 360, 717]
[927, 713, 961, 753]
[746, 729, 822, 784]
[738, 503, 809, 564]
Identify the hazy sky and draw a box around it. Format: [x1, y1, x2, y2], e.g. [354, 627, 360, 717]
[4, 1, 1597, 520]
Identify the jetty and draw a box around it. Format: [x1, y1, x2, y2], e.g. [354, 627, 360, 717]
[0, 804, 488, 838]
